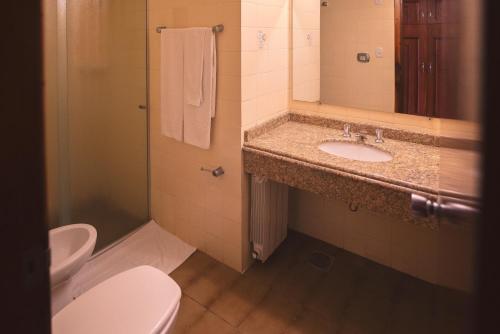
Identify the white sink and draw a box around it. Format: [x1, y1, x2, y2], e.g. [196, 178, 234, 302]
[319, 141, 393, 162]
[49, 224, 97, 287]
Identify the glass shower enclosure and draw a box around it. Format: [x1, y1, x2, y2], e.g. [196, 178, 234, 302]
[44, 0, 149, 252]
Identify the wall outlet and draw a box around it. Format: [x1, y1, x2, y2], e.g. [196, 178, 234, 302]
[374, 0, 384, 5]
[375, 47, 384, 58]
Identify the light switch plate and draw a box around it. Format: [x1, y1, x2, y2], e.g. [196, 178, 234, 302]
[357, 53, 370, 63]
[374, 0, 384, 5]
[375, 47, 384, 58]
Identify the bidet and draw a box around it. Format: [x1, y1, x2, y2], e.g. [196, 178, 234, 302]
[49, 224, 97, 287]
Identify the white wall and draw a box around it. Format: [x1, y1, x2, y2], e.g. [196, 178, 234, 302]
[320, 0, 395, 112]
[241, 0, 290, 129]
[292, 0, 320, 102]
[289, 188, 476, 292]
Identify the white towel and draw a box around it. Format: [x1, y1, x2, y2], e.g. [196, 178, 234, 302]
[184, 28, 217, 149]
[184, 28, 206, 107]
[160, 29, 184, 142]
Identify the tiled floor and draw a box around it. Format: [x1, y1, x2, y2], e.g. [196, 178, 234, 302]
[169, 231, 471, 334]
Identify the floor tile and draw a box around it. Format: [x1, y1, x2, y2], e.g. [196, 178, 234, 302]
[304, 264, 360, 321]
[171, 296, 206, 334]
[185, 311, 238, 334]
[209, 232, 308, 326]
[269, 259, 326, 303]
[238, 290, 303, 334]
[184, 261, 240, 307]
[430, 286, 472, 334]
[209, 268, 274, 326]
[339, 290, 394, 334]
[169, 231, 470, 334]
[283, 309, 340, 334]
[170, 251, 216, 289]
[355, 262, 401, 300]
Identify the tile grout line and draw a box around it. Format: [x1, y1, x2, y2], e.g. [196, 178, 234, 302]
[178, 294, 208, 334]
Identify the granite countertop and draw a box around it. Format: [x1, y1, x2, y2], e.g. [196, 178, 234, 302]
[244, 121, 441, 196]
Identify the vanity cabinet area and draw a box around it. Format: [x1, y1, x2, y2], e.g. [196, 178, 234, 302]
[398, 0, 459, 118]
[243, 111, 479, 291]
[243, 111, 479, 229]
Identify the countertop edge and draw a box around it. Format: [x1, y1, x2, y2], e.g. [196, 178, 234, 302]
[243, 144, 439, 197]
[242, 146, 437, 197]
[243, 147, 439, 230]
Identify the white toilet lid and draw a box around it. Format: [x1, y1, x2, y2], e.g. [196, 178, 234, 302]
[52, 266, 181, 334]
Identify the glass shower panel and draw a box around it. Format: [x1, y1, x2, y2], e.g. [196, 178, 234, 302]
[64, 0, 148, 251]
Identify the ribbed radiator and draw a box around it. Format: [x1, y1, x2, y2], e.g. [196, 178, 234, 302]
[250, 176, 289, 262]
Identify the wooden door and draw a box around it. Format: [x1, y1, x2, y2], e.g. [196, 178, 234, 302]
[402, 0, 428, 24]
[427, 0, 459, 24]
[400, 0, 428, 116]
[400, 25, 428, 116]
[426, 0, 459, 118]
[427, 22, 459, 118]
[398, 0, 459, 118]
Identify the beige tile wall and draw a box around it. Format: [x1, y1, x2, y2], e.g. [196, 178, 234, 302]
[292, 0, 320, 102]
[149, 0, 247, 271]
[149, 0, 479, 278]
[150, 0, 292, 271]
[289, 188, 476, 292]
[320, 0, 395, 113]
[241, 0, 290, 129]
[290, 100, 481, 141]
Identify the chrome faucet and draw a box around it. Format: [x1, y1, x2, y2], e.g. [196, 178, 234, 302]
[355, 131, 368, 143]
[375, 128, 384, 143]
[343, 124, 351, 138]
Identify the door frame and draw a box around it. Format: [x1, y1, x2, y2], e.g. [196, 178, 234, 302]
[475, 0, 500, 331]
[1, 1, 51, 333]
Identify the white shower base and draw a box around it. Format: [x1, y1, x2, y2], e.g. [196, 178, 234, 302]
[51, 220, 195, 315]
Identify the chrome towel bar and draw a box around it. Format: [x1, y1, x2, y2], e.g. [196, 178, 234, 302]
[156, 24, 224, 34]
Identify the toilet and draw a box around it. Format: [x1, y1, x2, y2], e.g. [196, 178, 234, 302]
[52, 266, 181, 334]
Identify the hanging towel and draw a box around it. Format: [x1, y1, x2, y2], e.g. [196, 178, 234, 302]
[160, 29, 184, 142]
[160, 28, 217, 149]
[184, 28, 207, 107]
[183, 28, 217, 149]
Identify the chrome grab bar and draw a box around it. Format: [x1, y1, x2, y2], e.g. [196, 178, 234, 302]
[411, 194, 479, 223]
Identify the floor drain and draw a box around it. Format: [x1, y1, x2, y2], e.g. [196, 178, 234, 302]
[308, 251, 334, 272]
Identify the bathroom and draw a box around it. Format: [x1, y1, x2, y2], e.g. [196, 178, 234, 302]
[2, 0, 499, 333]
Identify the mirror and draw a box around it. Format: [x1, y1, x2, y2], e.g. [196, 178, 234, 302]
[292, 0, 461, 119]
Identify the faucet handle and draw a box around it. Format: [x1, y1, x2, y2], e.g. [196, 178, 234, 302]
[343, 124, 351, 138]
[375, 128, 384, 143]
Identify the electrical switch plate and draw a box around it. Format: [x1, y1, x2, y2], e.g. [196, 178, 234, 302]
[357, 53, 370, 63]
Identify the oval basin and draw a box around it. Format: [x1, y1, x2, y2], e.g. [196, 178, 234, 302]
[319, 141, 393, 162]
